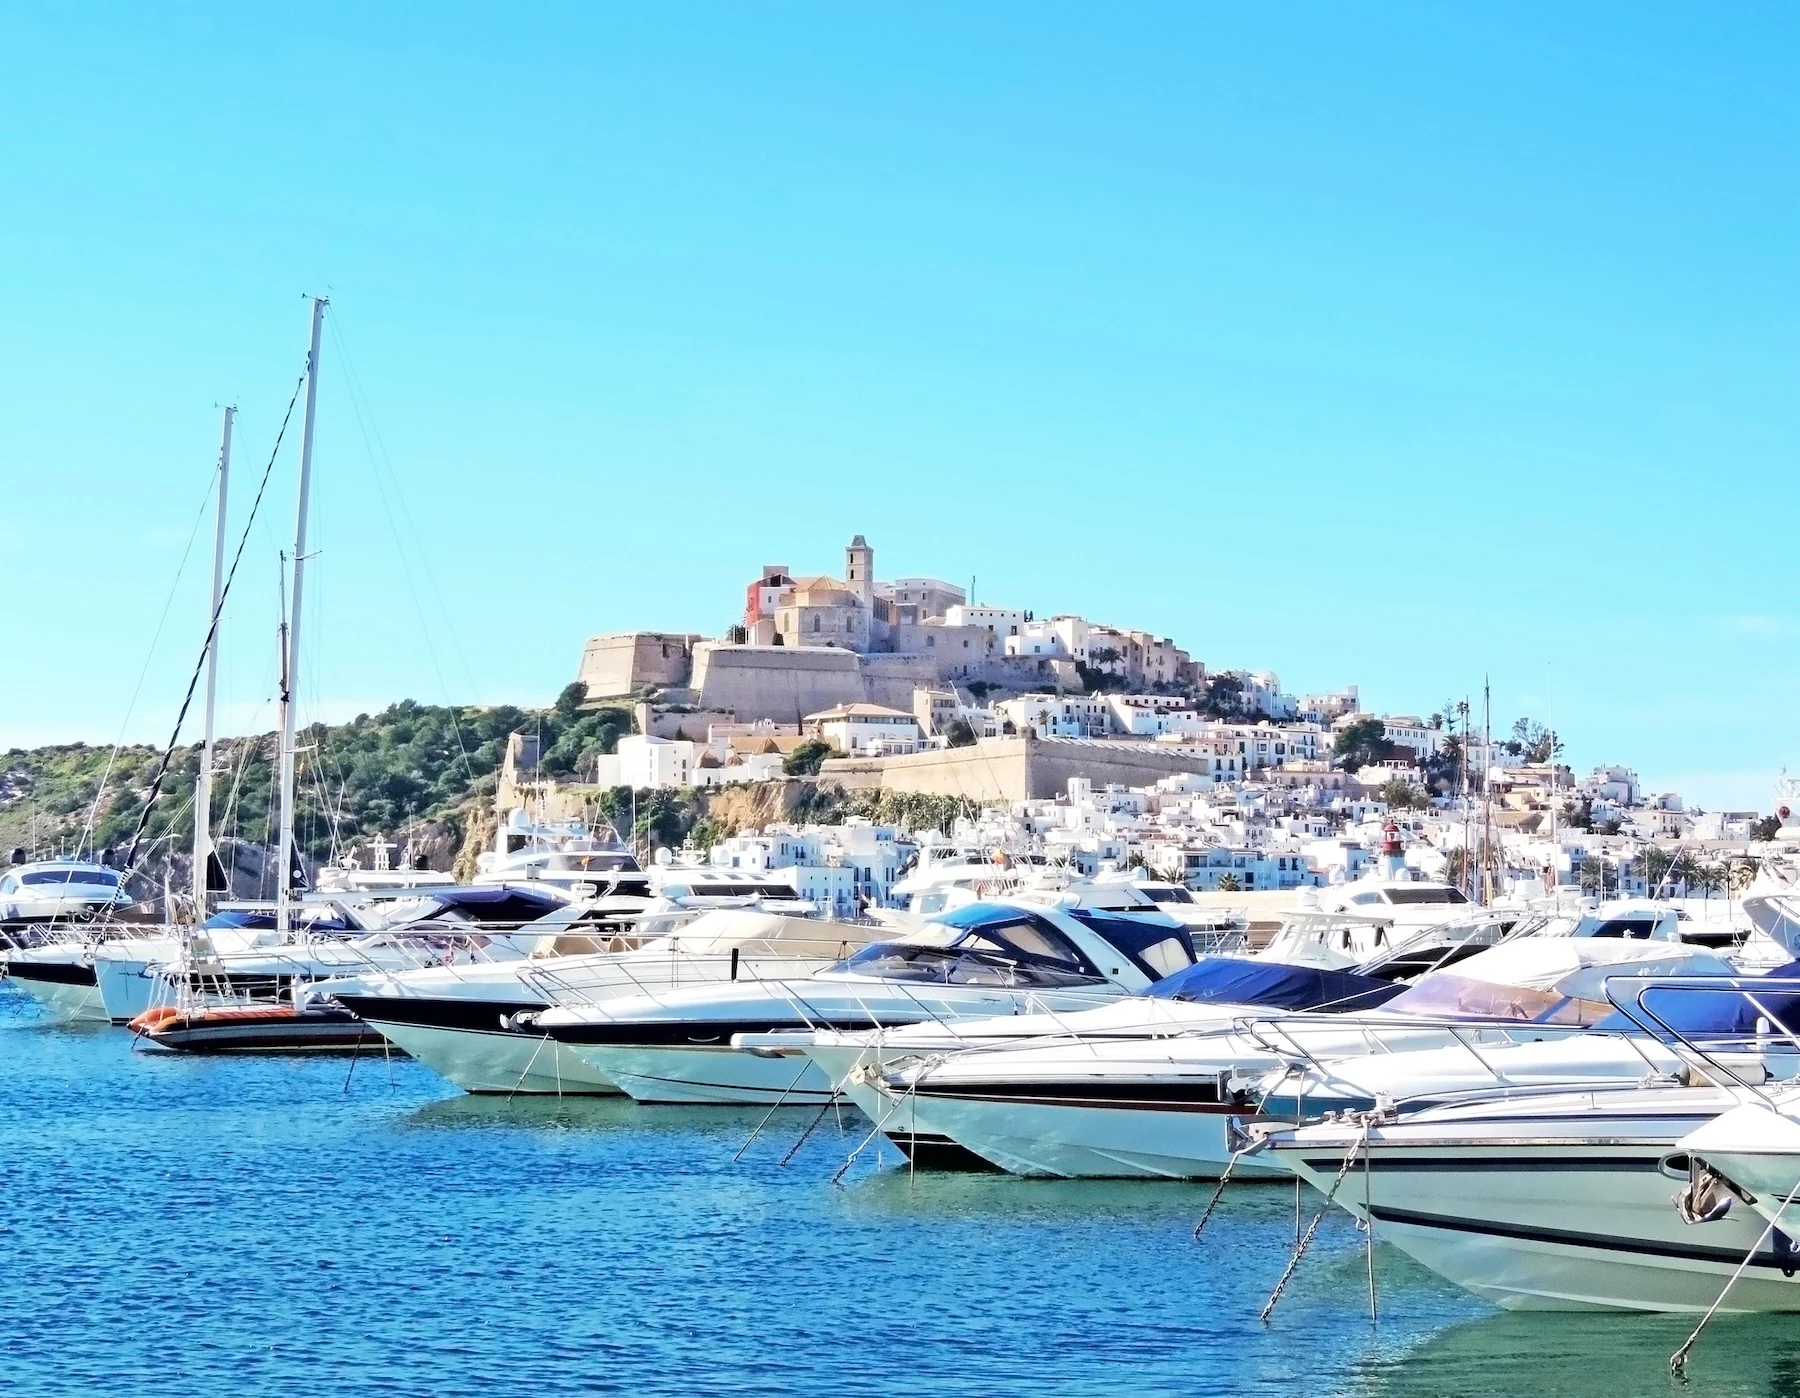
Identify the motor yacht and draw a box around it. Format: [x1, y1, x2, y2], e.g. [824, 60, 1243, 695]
[471, 809, 643, 897]
[1254, 941, 1752, 1117]
[826, 939, 1738, 1179]
[789, 957, 1404, 1173]
[325, 909, 882, 1094]
[1251, 973, 1800, 1312]
[0, 859, 134, 932]
[1255, 1081, 1790, 1311]
[530, 898, 1198, 1105]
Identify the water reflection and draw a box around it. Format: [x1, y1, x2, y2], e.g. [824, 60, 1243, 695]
[1359, 1310, 1800, 1398]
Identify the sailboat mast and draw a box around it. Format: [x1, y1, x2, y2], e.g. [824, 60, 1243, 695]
[277, 297, 327, 933]
[192, 404, 234, 915]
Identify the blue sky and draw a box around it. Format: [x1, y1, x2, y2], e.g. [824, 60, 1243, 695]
[2, 5, 1795, 809]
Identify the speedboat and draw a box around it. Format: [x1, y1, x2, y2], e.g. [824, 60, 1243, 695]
[531, 899, 1198, 1104]
[0, 859, 134, 932]
[1252, 973, 1800, 1312]
[1256, 1081, 1786, 1312]
[828, 939, 1738, 1179]
[324, 909, 882, 1094]
[799, 957, 1403, 1174]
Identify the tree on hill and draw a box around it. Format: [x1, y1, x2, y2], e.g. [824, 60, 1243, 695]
[1504, 717, 1562, 764]
[943, 719, 977, 748]
[1378, 777, 1430, 811]
[1198, 674, 1249, 720]
[782, 740, 839, 777]
[1754, 815, 1783, 842]
[1333, 717, 1394, 773]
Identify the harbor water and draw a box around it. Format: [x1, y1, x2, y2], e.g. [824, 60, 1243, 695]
[5, 986, 1799, 1398]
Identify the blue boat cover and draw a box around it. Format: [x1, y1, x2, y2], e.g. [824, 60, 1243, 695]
[1143, 956, 1404, 1012]
[1594, 960, 1800, 1037]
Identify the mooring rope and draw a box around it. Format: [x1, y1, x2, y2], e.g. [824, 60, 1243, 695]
[1671, 1186, 1798, 1375]
[1260, 1121, 1371, 1325]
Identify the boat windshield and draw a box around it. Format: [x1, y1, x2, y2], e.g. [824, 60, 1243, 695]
[1068, 910, 1197, 978]
[1379, 972, 1611, 1025]
[840, 904, 1104, 988]
[21, 869, 119, 887]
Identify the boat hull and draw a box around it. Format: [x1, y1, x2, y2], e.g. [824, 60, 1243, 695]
[1267, 1094, 1800, 1313]
[94, 948, 174, 1025]
[370, 1020, 618, 1095]
[573, 1042, 835, 1105]
[6, 959, 108, 1025]
[330, 992, 620, 1095]
[840, 1067, 1286, 1180]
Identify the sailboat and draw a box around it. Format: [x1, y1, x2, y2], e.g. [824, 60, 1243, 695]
[130, 299, 386, 1053]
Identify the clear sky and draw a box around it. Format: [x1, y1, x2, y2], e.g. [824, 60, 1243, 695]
[2, 5, 1795, 810]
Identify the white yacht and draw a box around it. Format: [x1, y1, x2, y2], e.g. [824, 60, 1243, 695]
[530, 898, 1198, 1105]
[1255, 948, 1775, 1119]
[1257, 1081, 1785, 1311]
[118, 885, 569, 1048]
[91, 900, 371, 1024]
[823, 938, 1736, 1179]
[1252, 972, 1800, 1312]
[0, 859, 134, 930]
[324, 909, 882, 1094]
[472, 809, 644, 897]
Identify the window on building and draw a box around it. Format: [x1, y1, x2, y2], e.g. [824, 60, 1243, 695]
[812, 615, 821, 633]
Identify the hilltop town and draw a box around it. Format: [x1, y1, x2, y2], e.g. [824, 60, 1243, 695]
[484, 534, 1784, 914]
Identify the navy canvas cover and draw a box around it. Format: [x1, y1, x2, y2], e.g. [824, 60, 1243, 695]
[1143, 956, 1404, 1012]
[1595, 960, 1800, 1037]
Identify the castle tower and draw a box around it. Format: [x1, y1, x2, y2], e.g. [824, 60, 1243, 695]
[845, 534, 874, 606]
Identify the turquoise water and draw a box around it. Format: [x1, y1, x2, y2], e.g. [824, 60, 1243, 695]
[5, 984, 1798, 1397]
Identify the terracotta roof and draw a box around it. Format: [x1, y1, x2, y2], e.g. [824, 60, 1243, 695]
[805, 703, 918, 721]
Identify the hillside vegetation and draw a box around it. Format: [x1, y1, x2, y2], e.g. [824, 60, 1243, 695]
[1, 684, 971, 896]
[0, 685, 631, 884]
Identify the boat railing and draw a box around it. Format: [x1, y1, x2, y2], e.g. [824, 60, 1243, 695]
[138, 918, 594, 1013]
[520, 939, 861, 1012]
[1234, 1011, 1677, 1113]
[1603, 975, 1800, 1110]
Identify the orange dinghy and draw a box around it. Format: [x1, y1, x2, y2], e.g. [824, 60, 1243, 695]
[129, 1001, 385, 1054]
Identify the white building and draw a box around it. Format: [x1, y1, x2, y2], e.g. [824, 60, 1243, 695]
[944, 604, 1026, 641]
[995, 693, 1110, 738]
[803, 703, 923, 756]
[603, 734, 696, 789]
[709, 821, 916, 916]
[1147, 843, 1322, 891]
[1004, 614, 1090, 661]
[1382, 715, 1444, 760]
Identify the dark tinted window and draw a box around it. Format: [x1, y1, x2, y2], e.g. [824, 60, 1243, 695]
[1069, 910, 1196, 978]
[1385, 887, 1468, 905]
[22, 869, 119, 887]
